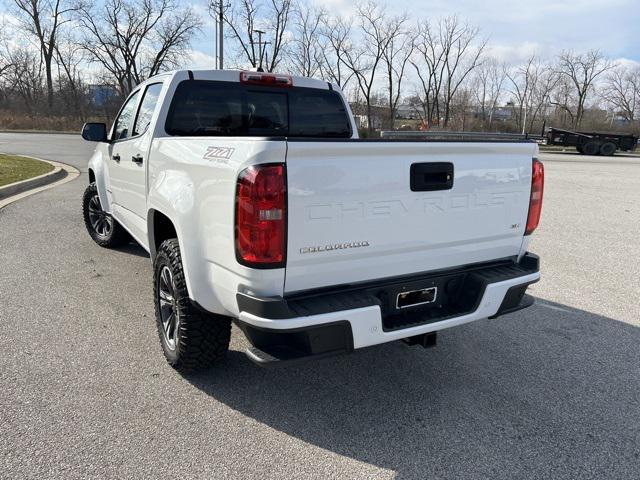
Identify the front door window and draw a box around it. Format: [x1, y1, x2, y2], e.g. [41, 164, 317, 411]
[112, 91, 140, 141]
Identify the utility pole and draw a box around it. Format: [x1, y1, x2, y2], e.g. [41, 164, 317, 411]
[218, 0, 224, 69]
[254, 30, 265, 71]
[253, 30, 270, 72]
[521, 91, 528, 135]
[214, 8, 218, 67]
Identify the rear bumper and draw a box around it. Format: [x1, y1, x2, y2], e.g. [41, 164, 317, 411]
[236, 253, 540, 365]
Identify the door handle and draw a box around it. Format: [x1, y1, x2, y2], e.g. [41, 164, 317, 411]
[112, 154, 120, 162]
[410, 163, 454, 191]
[131, 154, 143, 165]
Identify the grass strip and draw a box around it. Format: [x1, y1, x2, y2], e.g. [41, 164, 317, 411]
[0, 154, 55, 187]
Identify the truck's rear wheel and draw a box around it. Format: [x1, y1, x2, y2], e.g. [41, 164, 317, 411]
[153, 239, 231, 372]
[82, 183, 129, 248]
[599, 142, 616, 156]
[583, 141, 600, 155]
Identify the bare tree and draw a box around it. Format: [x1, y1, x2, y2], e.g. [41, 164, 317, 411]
[0, 28, 13, 105]
[12, 0, 77, 109]
[602, 65, 640, 123]
[220, 0, 292, 72]
[3, 46, 44, 112]
[411, 16, 485, 128]
[506, 56, 559, 133]
[471, 57, 506, 129]
[550, 74, 576, 127]
[319, 15, 353, 89]
[411, 21, 442, 126]
[287, 2, 325, 77]
[505, 56, 536, 133]
[555, 50, 613, 128]
[261, 0, 292, 72]
[55, 40, 86, 118]
[77, 0, 201, 95]
[454, 86, 474, 130]
[218, 0, 258, 68]
[380, 13, 414, 129]
[528, 65, 559, 132]
[147, 12, 203, 75]
[439, 17, 486, 127]
[340, 1, 390, 133]
[0, 48, 12, 82]
[0, 27, 12, 77]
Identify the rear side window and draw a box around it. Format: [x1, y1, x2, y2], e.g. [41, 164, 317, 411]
[165, 80, 352, 138]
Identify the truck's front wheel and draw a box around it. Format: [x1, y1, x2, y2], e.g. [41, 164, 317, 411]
[82, 183, 129, 248]
[153, 239, 231, 372]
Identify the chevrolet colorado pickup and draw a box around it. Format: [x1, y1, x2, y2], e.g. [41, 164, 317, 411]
[81, 69, 543, 371]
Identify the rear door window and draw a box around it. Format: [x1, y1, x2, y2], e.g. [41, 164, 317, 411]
[165, 80, 351, 138]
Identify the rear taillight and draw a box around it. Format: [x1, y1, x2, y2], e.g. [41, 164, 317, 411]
[235, 164, 287, 267]
[239, 71, 293, 87]
[525, 159, 544, 235]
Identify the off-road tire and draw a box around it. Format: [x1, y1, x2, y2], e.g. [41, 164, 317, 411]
[153, 239, 231, 372]
[82, 183, 130, 248]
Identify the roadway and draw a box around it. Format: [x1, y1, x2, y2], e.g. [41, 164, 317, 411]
[1, 133, 639, 479]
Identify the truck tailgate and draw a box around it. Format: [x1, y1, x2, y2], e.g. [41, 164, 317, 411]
[284, 140, 537, 293]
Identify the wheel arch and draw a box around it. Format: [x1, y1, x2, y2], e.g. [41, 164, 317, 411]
[146, 203, 231, 317]
[87, 149, 112, 212]
[147, 208, 179, 260]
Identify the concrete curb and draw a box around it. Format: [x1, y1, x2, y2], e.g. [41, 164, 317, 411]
[0, 155, 80, 209]
[0, 165, 66, 200]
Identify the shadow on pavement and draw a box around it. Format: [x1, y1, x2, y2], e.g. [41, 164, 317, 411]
[116, 242, 149, 258]
[186, 299, 640, 479]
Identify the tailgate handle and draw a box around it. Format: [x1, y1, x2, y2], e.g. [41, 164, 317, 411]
[410, 163, 454, 191]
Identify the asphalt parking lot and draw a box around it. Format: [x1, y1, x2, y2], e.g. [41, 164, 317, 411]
[1, 133, 639, 479]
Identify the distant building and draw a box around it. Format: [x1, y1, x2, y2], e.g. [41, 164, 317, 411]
[396, 104, 419, 120]
[349, 103, 386, 130]
[469, 105, 512, 122]
[611, 115, 632, 126]
[492, 107, 513, 122]
[352, 114, 383, 130]
[88, 85, 118, 107]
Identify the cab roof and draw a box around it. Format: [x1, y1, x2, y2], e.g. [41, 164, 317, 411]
[147, 69, 332, 91]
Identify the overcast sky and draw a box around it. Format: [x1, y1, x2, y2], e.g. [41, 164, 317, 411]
[190, 0, 640, 68]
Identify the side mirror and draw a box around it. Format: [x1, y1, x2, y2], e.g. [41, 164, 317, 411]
[81, 122, 108, 142]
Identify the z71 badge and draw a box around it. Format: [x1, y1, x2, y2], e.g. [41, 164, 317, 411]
[203, 146, 235, 161]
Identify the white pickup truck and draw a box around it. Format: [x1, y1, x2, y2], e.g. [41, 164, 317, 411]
[81, 69, 543, 371]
